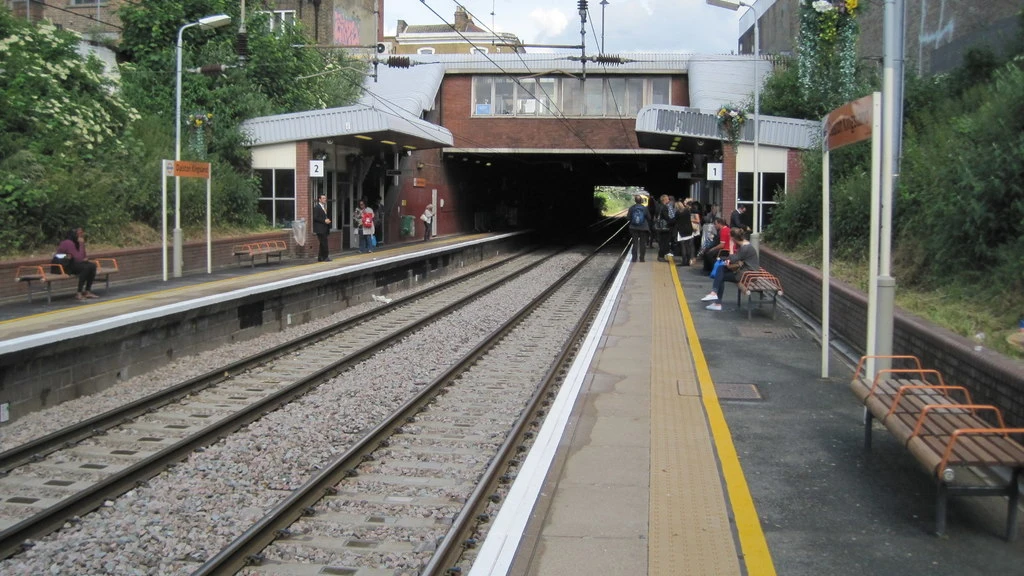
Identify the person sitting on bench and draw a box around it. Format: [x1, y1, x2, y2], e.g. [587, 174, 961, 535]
[57, 227, 99, 300]
[701, 228, 758, 311]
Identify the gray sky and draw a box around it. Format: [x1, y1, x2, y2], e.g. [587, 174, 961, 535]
[383, 0, 745, 54]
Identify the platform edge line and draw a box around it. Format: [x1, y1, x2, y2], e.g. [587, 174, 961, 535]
[670, 263, 777, 576]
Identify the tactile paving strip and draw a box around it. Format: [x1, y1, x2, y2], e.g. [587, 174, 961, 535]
[648, 263, 742, 576]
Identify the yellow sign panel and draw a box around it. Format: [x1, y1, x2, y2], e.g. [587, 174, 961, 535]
[174, 161, 212, 179]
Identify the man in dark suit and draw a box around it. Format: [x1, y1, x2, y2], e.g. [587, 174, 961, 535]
[313, 194, 331, 262]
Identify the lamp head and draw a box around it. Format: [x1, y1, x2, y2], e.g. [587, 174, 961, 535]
[198, 14, 232, 30]
[706, 0, 744, 10]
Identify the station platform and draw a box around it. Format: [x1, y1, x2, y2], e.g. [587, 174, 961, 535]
[0, 231, 499, 340]
[474, 259, 1024, 576]
[2, 241, 1022, 575]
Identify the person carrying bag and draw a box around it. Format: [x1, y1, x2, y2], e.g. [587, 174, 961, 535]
[420, 204, 435, 242]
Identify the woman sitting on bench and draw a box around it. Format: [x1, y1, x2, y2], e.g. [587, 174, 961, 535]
[700, 228, 758, 311]
[57, 227, 99, 300]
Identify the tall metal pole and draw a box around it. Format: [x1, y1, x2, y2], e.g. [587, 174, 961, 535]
[875, 0, 904, 367]
[174, 23, 194, 278]
[750, 6, 760, 251]
[600, 0, 608, 54]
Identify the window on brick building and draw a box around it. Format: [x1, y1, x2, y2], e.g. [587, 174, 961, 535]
[470, 75, 672, 118]
[256, 169, 296, 227]
[651, 77, 670, 105]
[737, 171, 785, 230]
[261, 10, 296, 33]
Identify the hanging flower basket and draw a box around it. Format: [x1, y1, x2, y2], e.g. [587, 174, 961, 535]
[717, 105, 747, 148]
[188, 112, 214, 158]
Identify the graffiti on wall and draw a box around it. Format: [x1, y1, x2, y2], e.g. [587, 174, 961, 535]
[918, 0, 956, 72]
[334, 8, 361, 46]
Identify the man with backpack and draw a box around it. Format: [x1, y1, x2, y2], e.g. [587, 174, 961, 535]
[627, 195, 651, 262]
[352, 199, 375, 253]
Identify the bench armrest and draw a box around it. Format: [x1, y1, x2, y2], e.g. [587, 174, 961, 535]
[936, 427, 1024, 479]
[886, 385, 974, 419]
[910, 404, 1007, 441]
[852, 355, 923, 384]
[868, 368, 944, 398]
[93, 258, 119, 273]
[15, 265, 47, 280]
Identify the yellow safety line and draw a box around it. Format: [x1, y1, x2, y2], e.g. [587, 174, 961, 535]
[670, 263, 777, 576]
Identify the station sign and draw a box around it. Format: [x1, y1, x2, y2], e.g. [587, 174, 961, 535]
[173, 161, 211, 179]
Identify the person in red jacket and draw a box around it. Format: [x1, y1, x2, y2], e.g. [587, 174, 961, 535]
[56, 228, 99, 300]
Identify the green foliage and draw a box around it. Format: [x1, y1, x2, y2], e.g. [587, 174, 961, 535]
[769, 42, 1024, 331]
[594, 186, 636, 215]
[0, 0, 365, 257]
[0, 7, 145, 254]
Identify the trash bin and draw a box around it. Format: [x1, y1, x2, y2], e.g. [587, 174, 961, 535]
[291, 218, 306, 246]
[400, 215, 415, 237]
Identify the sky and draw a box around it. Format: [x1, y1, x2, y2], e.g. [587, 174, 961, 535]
[381, 0, 745, 55]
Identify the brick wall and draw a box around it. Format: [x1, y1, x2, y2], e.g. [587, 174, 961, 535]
[722, 145, 737, 217]
[761, 247, 1024, 427]
[440, 75, 686, 150]
[3, 231, 296, 304]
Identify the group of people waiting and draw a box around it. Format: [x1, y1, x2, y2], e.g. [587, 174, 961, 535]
[313, 196, 436, 261]
[627, 194, 758, 311]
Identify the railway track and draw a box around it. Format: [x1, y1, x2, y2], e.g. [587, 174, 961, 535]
[194, 241, 627, 575]
[0, 247, 563, 561]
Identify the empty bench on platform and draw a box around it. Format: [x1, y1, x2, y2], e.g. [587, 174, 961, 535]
[736, 268, 784, 319]
[14, 258, 120, 304]
[850, 355, 1024, 540]
[233, 240, 287, 268]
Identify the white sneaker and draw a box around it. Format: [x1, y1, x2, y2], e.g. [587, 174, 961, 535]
[700, 292, 718, 302]
[706, 303, 722, 311]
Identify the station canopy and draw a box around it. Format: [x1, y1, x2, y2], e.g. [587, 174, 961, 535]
[241, 63, 453, 153]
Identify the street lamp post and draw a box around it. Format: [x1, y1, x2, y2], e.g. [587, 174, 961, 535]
[174, 14, 231, 278]
[600, 0, 609, 55]
[707, 0, 761, 250]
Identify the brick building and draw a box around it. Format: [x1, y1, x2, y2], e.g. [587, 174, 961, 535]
[385, 6, 524, 55]
[241, 51, 816, 249]
[734, 0, 1021, 75]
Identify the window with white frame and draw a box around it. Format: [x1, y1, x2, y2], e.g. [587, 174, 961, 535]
[471, 47, 489, 55]
[417, 47, 436, 54]
[471, 75, 670, 118]
[261, 10, 296, 33]
[70, 0, 99, 5]
[255, 169, 296, 227]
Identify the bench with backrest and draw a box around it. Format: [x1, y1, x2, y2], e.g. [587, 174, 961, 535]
[14, 258, 119, 304]
[232, 240, 287, 268]
[735, 268, 783, 319]
[850, 354, 1024, 539]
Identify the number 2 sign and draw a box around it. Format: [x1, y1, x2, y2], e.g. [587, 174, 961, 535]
[310, 160, 324, 178]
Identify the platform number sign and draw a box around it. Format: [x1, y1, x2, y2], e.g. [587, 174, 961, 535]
[707, 162, 723, 181]
[310, 160, 324, 178]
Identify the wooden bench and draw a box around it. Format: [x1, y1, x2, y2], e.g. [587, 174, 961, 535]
[851, 354, 1024, 539]
[14, 258, 119, 304]
[736, 268, 784, 319]
[233, 240, 287, 268]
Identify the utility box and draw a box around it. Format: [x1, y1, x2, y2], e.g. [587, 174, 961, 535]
[400, 215, 415, 237]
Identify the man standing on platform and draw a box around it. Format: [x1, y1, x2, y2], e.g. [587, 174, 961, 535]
[313, 194, 332, 262]
[627, 195, 651, 263]
[730, 204, 747, 232]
